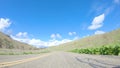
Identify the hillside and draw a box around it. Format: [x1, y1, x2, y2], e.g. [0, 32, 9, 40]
[0, 32, 36, 50]
[48, 28, 120, 51]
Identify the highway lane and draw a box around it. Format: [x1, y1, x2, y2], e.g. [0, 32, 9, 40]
[0, 52, 120, 68]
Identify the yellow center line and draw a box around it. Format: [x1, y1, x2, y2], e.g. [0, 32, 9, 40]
[0, 53, 52, 68]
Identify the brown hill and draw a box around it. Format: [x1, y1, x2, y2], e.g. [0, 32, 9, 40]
[48, 28, 120, 51]
[0, 32, 36, 50]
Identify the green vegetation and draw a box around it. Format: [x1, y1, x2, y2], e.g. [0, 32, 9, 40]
[71, 44, 120, 56]
[48, 28, 120, 52]
[0, 49, 50, 55]
[0, 31, 50, 55]
[1, 29, 120, 56]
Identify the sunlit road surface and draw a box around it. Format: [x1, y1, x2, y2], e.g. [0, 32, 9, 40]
[0, 53, 52, 68]
[0, 52, 120, 68]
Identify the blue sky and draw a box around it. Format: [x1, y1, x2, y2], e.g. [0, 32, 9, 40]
[0, 0, 120, 47]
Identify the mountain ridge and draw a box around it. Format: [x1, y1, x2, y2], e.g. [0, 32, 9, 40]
[0, 32, 36, 50]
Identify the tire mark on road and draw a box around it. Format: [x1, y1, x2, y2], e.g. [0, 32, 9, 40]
[86, 58, 120, 67]
[75, 57, 107, 68]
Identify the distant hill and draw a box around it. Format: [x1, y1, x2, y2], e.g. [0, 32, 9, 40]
[0, 32, 36, 50]
[48, 28, 120, 51]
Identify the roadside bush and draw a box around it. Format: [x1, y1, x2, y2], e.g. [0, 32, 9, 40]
[71, 45, 120, 56]
[23, 52, 33, 55]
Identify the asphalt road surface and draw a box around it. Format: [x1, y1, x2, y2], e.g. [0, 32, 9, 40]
[0, 52, 120, 68]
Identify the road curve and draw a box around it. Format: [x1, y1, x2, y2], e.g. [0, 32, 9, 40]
[1, 52, 120, 68]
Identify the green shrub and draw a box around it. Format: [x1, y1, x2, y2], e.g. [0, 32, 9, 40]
[9, 52, 14, 55]
[71, 45, 120, 56]
[23, 52, 33, 55]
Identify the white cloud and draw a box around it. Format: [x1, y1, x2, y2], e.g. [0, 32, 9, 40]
[11, 36, 45, 48]
[47, 39, 72, 47]
[114, 0, 120, 4]
[68, 32, 79, 40]
[11, 32, 72, 48]
[0, 18, 73, 48]
[28, 39, 47, 48]
[104, 7, 114, 16]
[104, 0, 120, 15]
[11, 35, 30, 43]
[56, 34, 62, 39]
[16, 32, 28, 38]
[94, 30, 105, 35]
[0, 18, 11, 31]
[73, 36, 79, 40]
[88, 14, 105, 30]
[50, 33, 62, 39]
[50, 34, 56, 39]
[68, 32, 76, 36]
[68, 32, 72, 36]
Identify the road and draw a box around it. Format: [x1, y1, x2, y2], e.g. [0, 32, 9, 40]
[0, 52, 120, 68]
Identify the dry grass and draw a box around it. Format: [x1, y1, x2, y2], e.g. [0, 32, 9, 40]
[48, 28, 120, 51]
[0, 48, 50, 55]
[0, 32, 36, 50]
